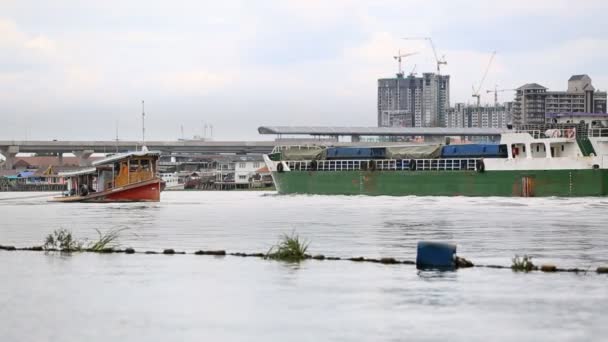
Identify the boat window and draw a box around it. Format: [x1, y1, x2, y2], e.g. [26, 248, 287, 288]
[130, 160, 141, 173]
[561, 145, 564, 152]
[141, 159, 150, 171]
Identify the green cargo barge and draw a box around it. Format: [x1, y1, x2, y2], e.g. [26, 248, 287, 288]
[264, 129, 608, 197]
[271, 169, 608, 197]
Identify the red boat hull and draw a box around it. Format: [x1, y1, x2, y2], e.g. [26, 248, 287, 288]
[52, 179, 161, 203]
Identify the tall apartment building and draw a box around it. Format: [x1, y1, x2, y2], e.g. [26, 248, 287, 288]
[446, 103, 512, 128]
[512, 75, 607, 126]
[377, 73, 449, 127]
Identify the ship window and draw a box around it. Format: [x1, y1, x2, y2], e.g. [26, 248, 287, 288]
[536, 146, 539, 152]
[561, 145, 564, 152]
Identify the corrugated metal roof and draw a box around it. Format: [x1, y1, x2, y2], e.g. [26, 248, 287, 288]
[258, 126, 506, 136]
[17, 171, 35, 178]
[92, 150, 162, 166]
[58, 168, 97, 177]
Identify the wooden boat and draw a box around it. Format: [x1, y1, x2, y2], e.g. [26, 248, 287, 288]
[52, 150, 162, 202]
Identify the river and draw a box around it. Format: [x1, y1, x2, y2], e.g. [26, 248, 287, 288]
[1, 191, 607, 341]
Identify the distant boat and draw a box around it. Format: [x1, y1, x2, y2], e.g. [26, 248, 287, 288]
[160, 172, 185, 190]
[52, 150, 162, 202]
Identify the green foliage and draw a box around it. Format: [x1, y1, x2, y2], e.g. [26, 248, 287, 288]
[43, 228, 127, 252]
[266, 232, 309, 262]
[88, 228, 127, 251]
[44, 228, 83, 251]
[512, 254, 535, 272]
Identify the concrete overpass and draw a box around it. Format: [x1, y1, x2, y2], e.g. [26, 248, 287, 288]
[0, 140, 279, 169]
[1, 126, 508, 169]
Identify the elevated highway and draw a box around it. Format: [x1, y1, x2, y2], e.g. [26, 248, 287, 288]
[1, 126, 508, 169]
[0, 140, 278, 169]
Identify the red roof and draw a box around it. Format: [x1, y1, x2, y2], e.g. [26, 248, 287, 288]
[256, 165, 270, 173]
[12, 156, 102, 168]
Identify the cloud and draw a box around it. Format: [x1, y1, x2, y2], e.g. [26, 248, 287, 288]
[157, 70, 232, 95]
[0, 1, 607, 140]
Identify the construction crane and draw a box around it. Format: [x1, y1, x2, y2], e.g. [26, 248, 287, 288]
[409, 64, 417, 77]
[402, 37, 447, 74]
[393, 50, 418, 77]
[486, 86, 516, 107]
[472, 51, 496, 107]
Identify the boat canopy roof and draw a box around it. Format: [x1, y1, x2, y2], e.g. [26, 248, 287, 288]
[92, 150, 162, 166]
[58, 167, 97, 177]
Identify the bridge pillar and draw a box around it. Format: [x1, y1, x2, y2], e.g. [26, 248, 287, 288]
[58, 153, 64, 166]
[0, 146, 19, 169]
[73, 150, 94, 166]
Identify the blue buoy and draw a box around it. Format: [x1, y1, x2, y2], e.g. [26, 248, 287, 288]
[416, 241, 457, 269]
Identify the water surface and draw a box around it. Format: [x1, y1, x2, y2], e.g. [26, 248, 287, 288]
[1, 192, 607, 341]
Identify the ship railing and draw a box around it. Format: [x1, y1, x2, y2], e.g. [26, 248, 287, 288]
[588, 128, 608, 138]
[515, 129, 542, 138]
[515, 128, 580, 139]
[284, 159, 479, 172]
[413, 159, 478, 171]
[271, 145, 324, 154]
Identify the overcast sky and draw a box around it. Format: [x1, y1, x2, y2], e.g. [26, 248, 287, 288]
[1, 0, 607, 141]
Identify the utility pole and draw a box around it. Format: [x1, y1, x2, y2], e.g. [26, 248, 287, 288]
[141, 100, 146, 150]
[115, 120, 119, 152]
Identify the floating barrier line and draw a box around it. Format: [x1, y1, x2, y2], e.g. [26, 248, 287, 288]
[2, 244, 607, 274]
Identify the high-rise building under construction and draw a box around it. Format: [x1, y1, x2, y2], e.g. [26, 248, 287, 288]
[377, 73, 450, 127]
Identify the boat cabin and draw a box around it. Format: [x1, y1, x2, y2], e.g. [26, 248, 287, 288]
[502, 129, 581, 160]
[56, 150, 161, 201]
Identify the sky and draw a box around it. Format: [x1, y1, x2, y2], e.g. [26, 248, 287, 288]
[1, 0, 608, 141]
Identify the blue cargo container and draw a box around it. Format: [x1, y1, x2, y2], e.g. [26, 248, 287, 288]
[325, 147, 386, 160]
[440, 144, 507, 159]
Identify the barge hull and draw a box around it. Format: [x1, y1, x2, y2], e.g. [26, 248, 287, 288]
[271, 169, 608, 197]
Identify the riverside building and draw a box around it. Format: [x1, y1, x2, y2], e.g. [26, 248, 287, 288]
[378, 73, 450, 128]
[445, 103, 513, 129]
[512, 75, 607, 126]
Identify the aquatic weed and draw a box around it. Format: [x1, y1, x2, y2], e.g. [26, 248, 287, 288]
[87, 228, 128, 251]
[43, 228, 83, 251]
[43, 228, 128, 252]
[265, 232, 309, 262]
[511, 255, 535, 272]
